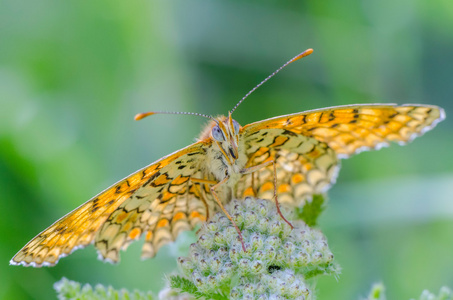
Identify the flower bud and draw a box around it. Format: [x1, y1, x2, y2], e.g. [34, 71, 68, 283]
[198, 234, 214, 249]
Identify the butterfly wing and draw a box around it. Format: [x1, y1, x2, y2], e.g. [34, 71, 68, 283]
[243, 104, 445, 158]
[237, 104, 445, 206]
[11, 141, 213, 267]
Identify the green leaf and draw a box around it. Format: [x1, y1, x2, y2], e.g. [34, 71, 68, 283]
[296, 194, 326, 226]
[169, 276, 228, 300]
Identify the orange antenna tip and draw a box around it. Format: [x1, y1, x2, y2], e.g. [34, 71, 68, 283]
[290, 48, 314, 63]
[134, 112, 155, 121]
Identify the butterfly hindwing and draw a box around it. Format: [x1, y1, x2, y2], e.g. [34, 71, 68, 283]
[237, 128, 339, 207]
[94, 143, 214, 263]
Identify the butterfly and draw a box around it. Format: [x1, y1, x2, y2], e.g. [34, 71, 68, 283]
[11, 49, 445, 267]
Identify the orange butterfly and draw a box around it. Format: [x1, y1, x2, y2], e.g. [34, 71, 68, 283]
[11, 49, 445, 267]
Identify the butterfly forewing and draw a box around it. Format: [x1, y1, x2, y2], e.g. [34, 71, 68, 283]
[11, 142, 211, 267]
[242, 104, 445, 158]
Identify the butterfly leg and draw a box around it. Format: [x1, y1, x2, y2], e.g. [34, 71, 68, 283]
[210, 177, 247, 252]
[191, 177, 247, 252]
[190, 178, 217, 223]
[271, 161, 294, 229]
[241, 161, 294, 229]
[251, 172, 257, 197]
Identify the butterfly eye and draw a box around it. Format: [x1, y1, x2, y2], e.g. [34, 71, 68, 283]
[232, 120, 240, 134]
[211, 125, 225, 141]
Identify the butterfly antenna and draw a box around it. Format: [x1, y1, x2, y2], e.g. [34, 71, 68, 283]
[230, 48, 314, 114]
[134, 111, 217, 123]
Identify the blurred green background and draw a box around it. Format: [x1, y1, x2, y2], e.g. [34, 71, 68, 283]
[1, 0, 452, 299]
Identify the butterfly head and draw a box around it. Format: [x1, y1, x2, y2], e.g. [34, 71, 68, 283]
[210, 112, 241, 165]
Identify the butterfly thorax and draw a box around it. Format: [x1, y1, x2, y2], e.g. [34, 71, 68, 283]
[200, 114, 247, 186]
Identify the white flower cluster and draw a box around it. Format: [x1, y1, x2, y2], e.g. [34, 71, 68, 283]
[366, 283, 452, 300]
[415, 287, 452, 300]
[177, 197, 339, 299]
[54, 277, 154, 300]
